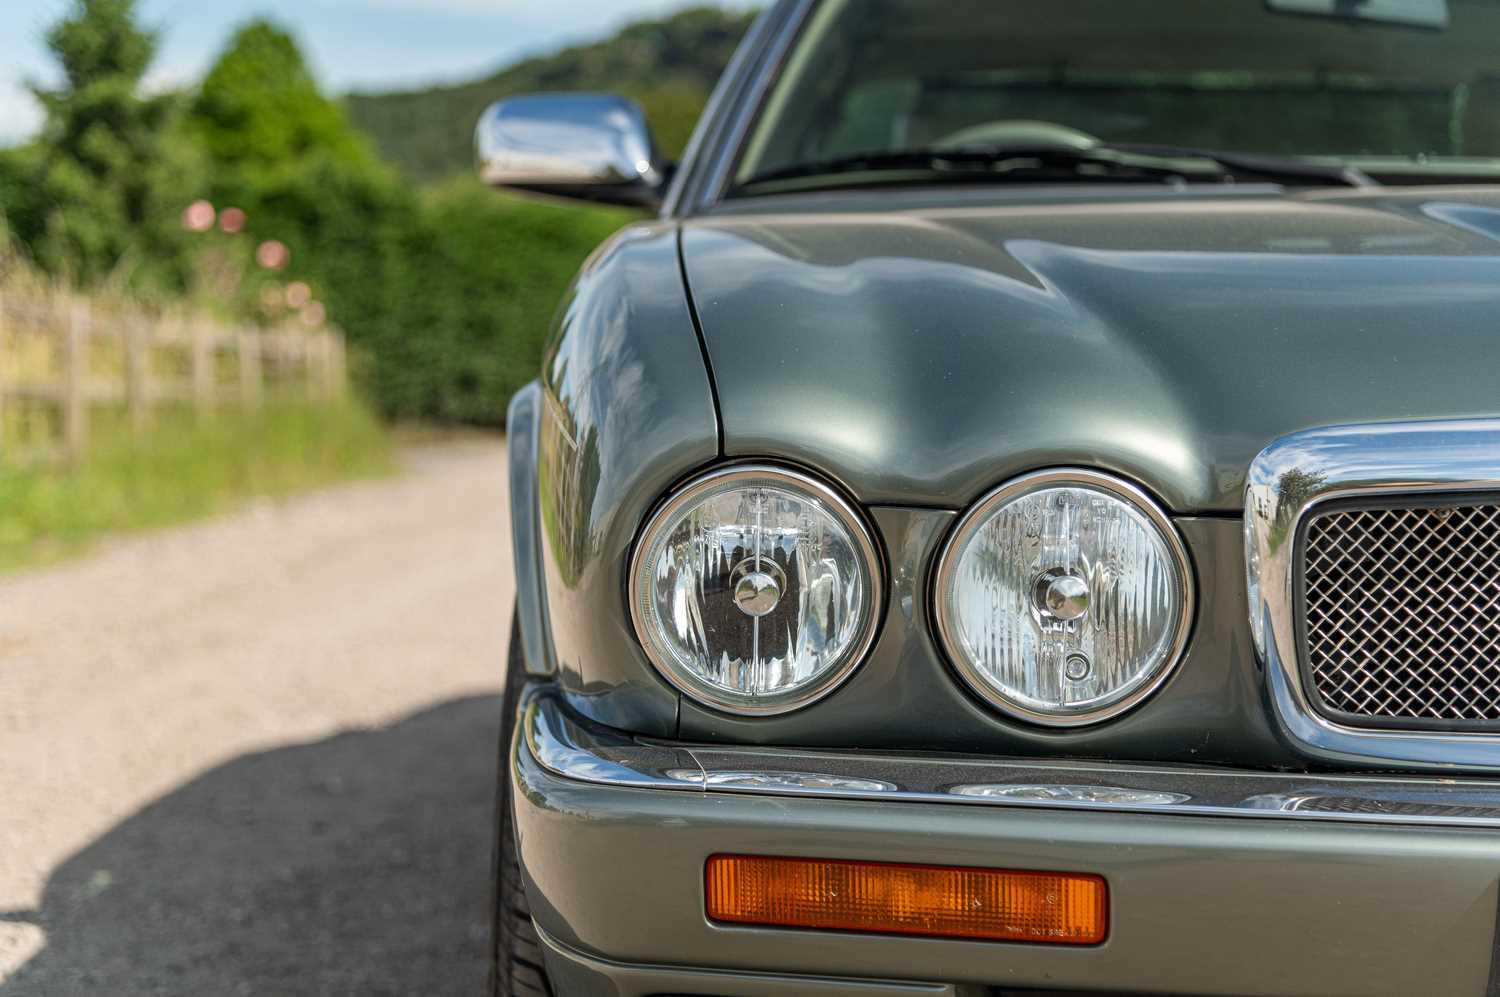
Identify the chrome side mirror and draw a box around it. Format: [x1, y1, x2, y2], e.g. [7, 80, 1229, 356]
[476, 94, 665, 208]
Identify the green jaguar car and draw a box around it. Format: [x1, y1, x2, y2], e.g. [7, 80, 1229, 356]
[480, 2, 1500, 994]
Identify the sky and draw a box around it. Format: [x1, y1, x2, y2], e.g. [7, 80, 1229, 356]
[0, 0, 726, 144]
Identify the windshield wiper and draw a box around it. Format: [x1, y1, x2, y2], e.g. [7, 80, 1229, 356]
[735, 144, 1376, 193]
[1108, 143, 1378, 189]
[734, 146, 1204, 192]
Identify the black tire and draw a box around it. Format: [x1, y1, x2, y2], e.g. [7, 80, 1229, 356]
[490, 611, 553, 997]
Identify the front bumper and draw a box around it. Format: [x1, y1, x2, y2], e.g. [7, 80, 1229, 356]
[513, 691, 1500, 996]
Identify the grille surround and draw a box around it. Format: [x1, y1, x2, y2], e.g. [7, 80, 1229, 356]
[1245, 419, 1500, 771]
[1296, 495, 1500, 731]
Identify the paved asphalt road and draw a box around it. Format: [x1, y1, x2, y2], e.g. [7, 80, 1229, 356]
[0, 441, 513, 996]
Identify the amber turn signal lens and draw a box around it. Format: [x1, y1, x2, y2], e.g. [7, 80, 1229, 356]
[705, 854, 1107, 945]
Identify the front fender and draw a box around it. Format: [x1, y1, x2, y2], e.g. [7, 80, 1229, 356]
[527, 222, 720, 736]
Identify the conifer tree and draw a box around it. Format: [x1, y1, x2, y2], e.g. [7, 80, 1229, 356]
[17, 0, 199, 287]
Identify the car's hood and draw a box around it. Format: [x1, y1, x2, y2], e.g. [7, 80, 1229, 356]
[680, 187, 1500, 513]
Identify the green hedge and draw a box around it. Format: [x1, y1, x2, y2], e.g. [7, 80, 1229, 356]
[228, 157, 632, 427]
[373, 182, 632, 425]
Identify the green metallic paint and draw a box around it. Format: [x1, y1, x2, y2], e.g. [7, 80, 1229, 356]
[512, 727, 1500, 996]
[522, 185, 1500, 761]
[682, 186, 1500, 513]
[517, 143, 1500, 761]
[533, 221, 718, 735]
[536, 924, 977, 997]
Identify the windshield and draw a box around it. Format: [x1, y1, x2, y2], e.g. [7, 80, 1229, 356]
[734, 0, 1500, 191]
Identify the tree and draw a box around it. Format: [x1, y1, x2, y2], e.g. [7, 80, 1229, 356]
[190, 21, 374, 180]
[13, 0, 201, 288]
[185, 19, 405, 288]
[186, 21, 425, 407]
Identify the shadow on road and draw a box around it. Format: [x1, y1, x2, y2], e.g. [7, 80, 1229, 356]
[2, 695, 503, 997]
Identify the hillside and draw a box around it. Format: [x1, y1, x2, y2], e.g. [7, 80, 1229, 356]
[345, 6, 757, 183]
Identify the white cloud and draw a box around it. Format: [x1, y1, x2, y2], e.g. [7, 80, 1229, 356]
[0, 80, 41, 146]
[142, 64, 199, 95]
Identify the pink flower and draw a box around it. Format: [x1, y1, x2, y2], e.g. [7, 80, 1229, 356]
[256, 240, 290, 270]
[182, 200, 215, 232]
[219, 207, 247, 234]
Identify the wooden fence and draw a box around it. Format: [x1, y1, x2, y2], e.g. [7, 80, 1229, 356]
[0, 290, 346, 463]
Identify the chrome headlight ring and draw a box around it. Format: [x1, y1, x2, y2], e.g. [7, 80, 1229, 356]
[933, 468, 1195, 728]
[628, 463, 884, 716]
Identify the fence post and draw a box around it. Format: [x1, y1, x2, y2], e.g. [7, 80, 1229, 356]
[6, 298, 349, 459]
[191, 322, 213, 415]
[63, 295, 89, 461]
[303, 332, 319, 400]
[317, 332, 336, 401]
[330, 332, 347, 397]
[306, 331, 324, 401]
[125, 314, 150, 436]
[237, 329, 262, 409]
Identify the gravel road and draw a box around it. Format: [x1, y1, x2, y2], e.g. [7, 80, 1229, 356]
[0, 440, 513, 996]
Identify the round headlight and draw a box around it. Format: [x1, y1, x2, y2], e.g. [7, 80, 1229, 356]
[934, 469, 1192, 727]
[629, 465, 883, 715]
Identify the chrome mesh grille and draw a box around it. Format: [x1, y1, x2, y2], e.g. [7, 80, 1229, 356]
[1302, 502, 1500, 724]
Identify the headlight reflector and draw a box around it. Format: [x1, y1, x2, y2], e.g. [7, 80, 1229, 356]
[934, 469, 1192, 726]
[630, 465, 882, 715]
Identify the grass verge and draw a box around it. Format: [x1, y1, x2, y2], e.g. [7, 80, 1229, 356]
[0, 398, 393, 573]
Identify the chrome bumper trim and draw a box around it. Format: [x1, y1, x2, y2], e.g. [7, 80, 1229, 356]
[523, 690, 1500, 828]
